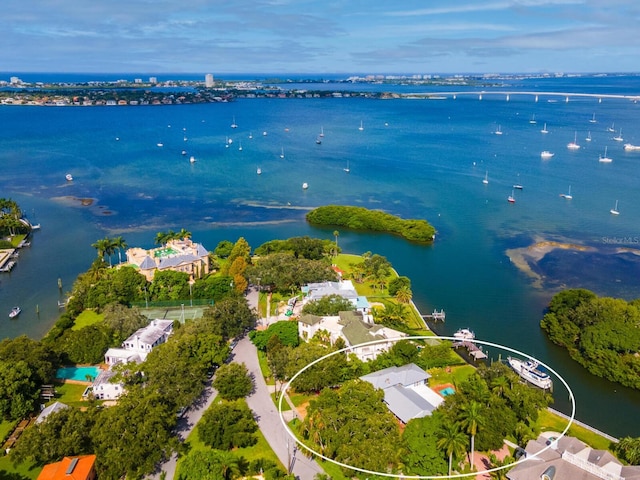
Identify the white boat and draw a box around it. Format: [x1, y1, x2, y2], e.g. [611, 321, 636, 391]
[262, 131, 268, 136]
[319, 126, 325, 137]
[540, 123, 549, 134]
[599, 146, 612, 163]
[610, 200, 620, 215]
[225, 136, 230, 148]
[65, 173, 73, 181]
[589, 113, 597, 123]
[344, 159, 350, 173]
[513, 184, 523, 190]
[280, 147, 285, 159]
[560, 185, 572, 199]
[494, 125, 503, 135]
[315, 136, 322, 145]
[613, 129, 624, 142]
[607, 123, 615, 133]
[507, 356, 553, 390]
[302, 182, 309, 189]
[189, 156, 196, 163]
[358, 120, 364, 131]
[249, 132, 253, 139]
[181, 150, 187, 156]
[482, 171, 489, 185]
[9, 306, 21, 319]
[529, 114, 537, 124]
[453, 328, 475, 341]
[238, 141, 243, 151]
[567, 132, 580, 150]
[507, 190, 516, 203]
[585, 131, 592, 142]
[231, 116, 238, 129]
[157, 142, 163, 147]
[183, 136, 188, 142]
[624, 143, 640, 151]
[540, 151, 554, 159]
[256, 167, 262, 175]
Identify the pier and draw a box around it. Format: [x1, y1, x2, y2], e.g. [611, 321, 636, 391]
[453, 340, 488, 360]
[422, 309, 446, 322]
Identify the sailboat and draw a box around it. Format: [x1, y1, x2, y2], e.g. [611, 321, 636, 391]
[279, 147, 285, 159]
[599, 146, 613, 163]
[610, 200, 620, 215]
[482, 171, 489, 184]
[256, 167, 262, 175]
[613, 128, 624, 142]
[494, 125, 503, 135]
[225, 136, 230, 148]
[358, 120, 364, 131]
[560, 185, 572, 199]
[249, 132, 253, 139]
[567, 132, 580, 150]
[529, 114, 537, 124]
[507, 190, 516, 203]
[344, 159, 350, 173]
[319, 126, 325, 137]
[585, 131, 592, 142]
[607, 123, 615, 133]
[589, 113, 597, 123]
[231, 116, 238, 129]
[540, 123, 549, 134]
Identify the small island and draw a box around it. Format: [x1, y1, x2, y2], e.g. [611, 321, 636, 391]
[306, 205, 436, 243]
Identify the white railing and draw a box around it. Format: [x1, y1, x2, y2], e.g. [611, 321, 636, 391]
[562, 452, 623, 480]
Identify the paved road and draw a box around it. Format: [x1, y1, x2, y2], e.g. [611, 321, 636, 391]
[235, 336, 325, 479]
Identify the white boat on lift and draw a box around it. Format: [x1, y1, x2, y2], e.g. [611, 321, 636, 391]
[453, 328, 475, 341]
[507, 356, 553, 390]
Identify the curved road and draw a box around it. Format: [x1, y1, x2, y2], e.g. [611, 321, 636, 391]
[148, 288, 324, 479]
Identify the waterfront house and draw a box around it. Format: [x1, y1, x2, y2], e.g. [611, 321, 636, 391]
[298, 310, 406, 361]
[360, 363, 444, 423]
[507, 433, 640, 480]
[91, 370, 122, 400]
[302, 280, 371, 316]
[35, 401, 69, 424]
[125, 238, 210, 282]
[37, 454, 97, 480]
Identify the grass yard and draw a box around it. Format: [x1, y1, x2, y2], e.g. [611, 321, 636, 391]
[72, 310, 103, 330]
[428, 364, 477, 387]
[536, 409, 614, 451]
[0, 456, 41, 480]
[53, 382, 92, 408]
[175, 399, 285, 478]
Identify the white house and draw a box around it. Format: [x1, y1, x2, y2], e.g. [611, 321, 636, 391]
[91, 370, 123, 401]
[360, 363, 444, 424]
[507, 433, 640, 480]
[302, 280, 371, 315]
[119, 319, 173, 362]
[298, 310, 407, 361]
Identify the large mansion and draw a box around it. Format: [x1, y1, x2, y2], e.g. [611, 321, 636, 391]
[125, 238, 209, 281]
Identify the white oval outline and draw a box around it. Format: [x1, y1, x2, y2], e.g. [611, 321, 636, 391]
[279, 335, 575, 479]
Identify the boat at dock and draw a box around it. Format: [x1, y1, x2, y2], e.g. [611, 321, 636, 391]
[507, 356, 553, 389]
[453, 328, 475, 341]
[9, 306, 21, 318]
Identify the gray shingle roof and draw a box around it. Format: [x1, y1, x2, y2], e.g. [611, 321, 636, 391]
[36, 401, 69, 424]
[140, 255, 157, 269]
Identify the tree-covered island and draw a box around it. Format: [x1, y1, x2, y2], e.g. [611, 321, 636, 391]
[306, 205, 436, 243]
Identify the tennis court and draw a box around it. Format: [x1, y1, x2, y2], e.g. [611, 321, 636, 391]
[138, 304, 206, 322]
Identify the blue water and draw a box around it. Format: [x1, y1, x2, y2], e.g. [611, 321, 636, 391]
[56, 366, 100, 381]
[440, 387, 456, 397]
[2, 75, 640, 437]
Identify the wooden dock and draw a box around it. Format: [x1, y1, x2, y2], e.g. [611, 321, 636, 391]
[453, 340, 488, 360]
[422, 309, 446, 322]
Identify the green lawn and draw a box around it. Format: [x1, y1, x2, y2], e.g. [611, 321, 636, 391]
[175, 398, 285, 478]
[428, 365, 477, 386]
[53, 382, 92, 408]
[536, 409, 614, 451]
[72, 310, 103, 330]
[0, 456, 41, 480]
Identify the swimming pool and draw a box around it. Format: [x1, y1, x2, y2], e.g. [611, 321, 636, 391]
[439, 387, 456, 396]
[56, 366, 100, 382]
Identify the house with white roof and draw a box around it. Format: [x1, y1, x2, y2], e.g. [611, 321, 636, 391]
[298, 310, 407, 361]
[302, 280, 371, 316]
[507, 433, 640, 480]
[125, 238, 210, 282]
[36, 401, 69, 424]
[92, 319, 174, 400]
[360, 364, 444, 424]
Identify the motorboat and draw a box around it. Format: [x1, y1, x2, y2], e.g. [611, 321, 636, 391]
[9, 306, 21, 318]
[624, 143, 640, 151]
[453, 328, 475, 341]
[65, 173, 73, 181]
[507, 356, 553, 389]
[540, 151, 554, 159]
[302, 182, 309, 189]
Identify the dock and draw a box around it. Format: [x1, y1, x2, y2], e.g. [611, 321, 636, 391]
[453, 340, 488, 360]
[422, 309, 446, 322]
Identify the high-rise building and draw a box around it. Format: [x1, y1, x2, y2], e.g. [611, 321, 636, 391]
[205, 74, 214, 88]
[149, 76, 157, 84]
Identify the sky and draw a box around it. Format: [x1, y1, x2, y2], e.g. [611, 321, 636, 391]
[2, 0, 640, 75]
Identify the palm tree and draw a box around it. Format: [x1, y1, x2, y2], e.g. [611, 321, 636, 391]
[395, 285, 413, 304]
[459, 400, 485, 470]
[154, 231, 169, 246]
[437, 420, 467, 476]
[490, 376, 510, 398]
[178, 228, 192, 240]
[213, 450, 240, 480]
[112, 236, 128, 264]
[91, 238, 112, 262]
[333, 230, 339, 257]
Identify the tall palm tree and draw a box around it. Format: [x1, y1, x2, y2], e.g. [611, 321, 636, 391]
[178, 228, 192, 240]
[459, 400, 485, 471]
[333, 230, 339, 257]
[154, 231, 168, 246]
[437, 420, 467, 476]
[112, 236, 128, 264]
[91, 238, 111, 262]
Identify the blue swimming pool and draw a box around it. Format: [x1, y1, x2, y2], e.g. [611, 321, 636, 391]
[56, 366, 100, 381]
[439, 387, 456, 396]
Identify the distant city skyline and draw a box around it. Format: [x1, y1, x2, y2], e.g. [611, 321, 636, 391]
[2, 1, 639, 75]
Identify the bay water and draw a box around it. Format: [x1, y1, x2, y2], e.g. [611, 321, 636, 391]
[1, 75, 640, 437]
